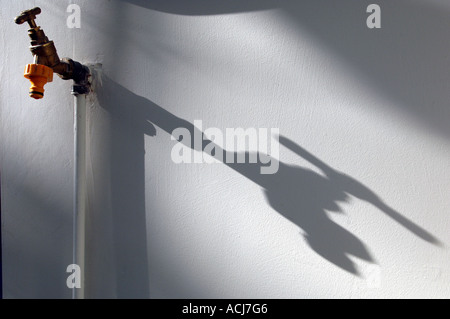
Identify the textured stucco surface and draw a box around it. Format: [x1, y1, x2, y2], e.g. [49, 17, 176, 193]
[1, 0, 449, 298]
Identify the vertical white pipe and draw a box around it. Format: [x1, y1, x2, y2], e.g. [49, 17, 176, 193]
[73, 93, 86, 299]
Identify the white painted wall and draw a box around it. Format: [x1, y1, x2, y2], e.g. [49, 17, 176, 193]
[1, 0, 449, 298]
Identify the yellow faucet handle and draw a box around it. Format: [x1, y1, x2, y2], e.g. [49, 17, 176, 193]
[24, 63, 53, 99]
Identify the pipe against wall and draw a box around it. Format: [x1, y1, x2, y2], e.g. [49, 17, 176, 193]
[0, 172, 2, 299]
[73, 94, 86, 299]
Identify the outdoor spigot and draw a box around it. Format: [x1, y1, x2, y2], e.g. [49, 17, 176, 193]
[15, 7, 90, 98]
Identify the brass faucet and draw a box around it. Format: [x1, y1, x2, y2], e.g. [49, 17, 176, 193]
[15, 7, 89, 98]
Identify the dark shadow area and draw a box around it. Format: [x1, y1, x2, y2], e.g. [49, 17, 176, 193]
[108, 94, 152, 298]
[98, 75, 440, 276]
[90, 81, 152, 298]
[120, 0, 450, 140]
[123, 0, 277, 15]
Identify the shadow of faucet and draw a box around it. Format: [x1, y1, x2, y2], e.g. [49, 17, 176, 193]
[97, 75, 441, 276]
